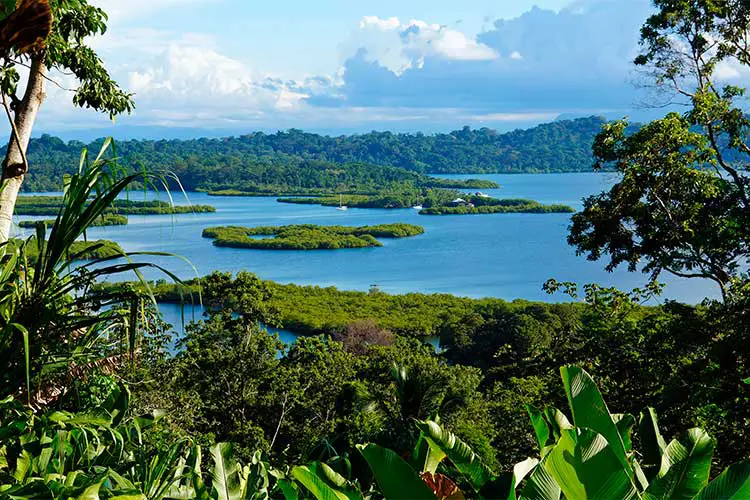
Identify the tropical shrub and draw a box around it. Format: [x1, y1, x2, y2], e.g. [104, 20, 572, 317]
[294, 366, 750, 499]
[0, 139, 189, 405]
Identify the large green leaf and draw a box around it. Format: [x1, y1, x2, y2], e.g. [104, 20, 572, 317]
[415, 420, 494, 490]
[77, 481, 103, 500]
[276, 479, 300, 500]
[243, 451, 272, 498]
[639, 407, 667, 481]
[519, 457, 561, 500]
[526, 405, 553, 456]
[560, 366, 633, 479]
[695, 461, 750, 500]
[544, 408, 573, 445]
[513, 458, 540, 490]
[544, 429, 639, 500]
[357, 444, 436, 499]
[644, 428, 715, 500]
[613, 414, 636, 453]
[411, 432, 446, 474]
[210, 443, 244, 500]
[484, 457, 539, 500]
[292, 464, 360, 500]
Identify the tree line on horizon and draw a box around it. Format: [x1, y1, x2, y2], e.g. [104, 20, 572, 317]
[12, 116, 605, 192]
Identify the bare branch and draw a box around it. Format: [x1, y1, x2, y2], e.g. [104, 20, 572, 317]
[11, 58, 76, 92]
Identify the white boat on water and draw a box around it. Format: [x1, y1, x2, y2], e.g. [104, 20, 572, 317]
[412, 205, 423, 210]
[336, 194, 348, 211]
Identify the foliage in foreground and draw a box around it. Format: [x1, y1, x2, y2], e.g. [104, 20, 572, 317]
[202, 223, 425, 250]
[94, 270, 750, 472]
[0, 139, 186, 403]
[3, 365, 750, 499]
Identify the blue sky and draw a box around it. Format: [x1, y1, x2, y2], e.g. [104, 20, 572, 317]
[35, 0, 666, 138]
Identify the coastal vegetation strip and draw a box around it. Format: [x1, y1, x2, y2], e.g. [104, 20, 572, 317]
[94, 277, 599, 339]
[9, 238, 124, 264]
[202, 223, 425, 250]
[420, 199, 575, 215]
[18, 213, 128, 228]
[279, 192, 576, 214]
[277, 189, 475, 209]
[277, 194, 421, 209]
[16, 196, 215, 216]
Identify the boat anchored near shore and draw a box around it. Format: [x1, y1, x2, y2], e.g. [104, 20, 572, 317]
[336, 194, 348, 211]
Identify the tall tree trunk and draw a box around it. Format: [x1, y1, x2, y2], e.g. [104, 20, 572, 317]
[0, 56, 47, 243]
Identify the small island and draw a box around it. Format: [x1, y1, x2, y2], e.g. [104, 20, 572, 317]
[18, 214, 129, 228]
[420, 197, 576, 215]
[202, 223, 425, 250]
[16, 196, 215, 216]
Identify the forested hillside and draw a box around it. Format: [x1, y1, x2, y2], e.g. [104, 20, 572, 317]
[16, 116, 604, 191]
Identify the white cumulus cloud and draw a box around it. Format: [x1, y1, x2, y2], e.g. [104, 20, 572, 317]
[125, 42, 314, 125]
[351, 16, 498, 75]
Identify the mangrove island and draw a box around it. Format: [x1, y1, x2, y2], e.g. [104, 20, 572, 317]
[202, 223, 425, 250]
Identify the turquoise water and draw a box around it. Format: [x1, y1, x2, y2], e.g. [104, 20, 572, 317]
[17, 173, 718, 304]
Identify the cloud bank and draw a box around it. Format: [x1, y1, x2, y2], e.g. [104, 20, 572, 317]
[34, 0, 673, 135]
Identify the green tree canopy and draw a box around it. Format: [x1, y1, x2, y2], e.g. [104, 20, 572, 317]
[0, 0, 133, 242]
[569, 0, 750, 299]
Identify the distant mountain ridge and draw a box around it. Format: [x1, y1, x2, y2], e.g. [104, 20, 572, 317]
[13, 116, 605, 192]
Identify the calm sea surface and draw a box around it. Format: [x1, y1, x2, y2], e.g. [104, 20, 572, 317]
[17, 173, 719, 308]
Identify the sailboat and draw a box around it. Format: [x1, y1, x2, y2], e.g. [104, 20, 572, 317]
[336, 194, 348, 211]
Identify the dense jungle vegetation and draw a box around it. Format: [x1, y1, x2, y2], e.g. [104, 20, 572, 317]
[15, 116, 602, 192]
[202, 224, 425, 250]
[3, 0, 750, 498]
[19, 140, 501, 194]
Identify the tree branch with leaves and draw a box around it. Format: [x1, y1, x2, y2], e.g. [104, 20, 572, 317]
[570, 0, 750, 301]
[0, 0, 134, 242]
